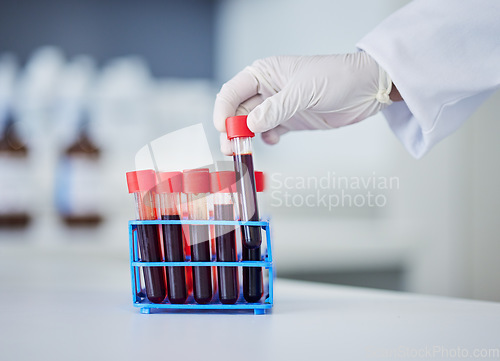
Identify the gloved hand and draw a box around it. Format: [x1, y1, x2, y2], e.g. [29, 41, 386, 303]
[213, 51, 394, 155]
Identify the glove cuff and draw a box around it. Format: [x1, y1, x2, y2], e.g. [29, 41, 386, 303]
[375, 64, 393, 105]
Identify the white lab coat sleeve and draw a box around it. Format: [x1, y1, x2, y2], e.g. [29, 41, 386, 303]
[356, 0, 500, 158]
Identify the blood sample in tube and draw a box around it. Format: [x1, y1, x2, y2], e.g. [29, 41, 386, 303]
[137, 223, 167, 303]
[242, 172, 266, 303]
[226, 116, 262, 250]
[184, 169, 213, 304]
[157, 171, 187, 304]
[226, 116, 263, 302]
[211, 171, 239, 304]
[126, 170, 167, 304]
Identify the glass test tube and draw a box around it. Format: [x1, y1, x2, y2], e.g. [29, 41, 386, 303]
[226, 116, 262, 250]
[184, 169, 213, 304]
[241, 171, 266, 302]
[126, 170, 167, 304]
[210, 171, 239, 304]
[157, 171, 187, 304]
[225, 115, 263, 302]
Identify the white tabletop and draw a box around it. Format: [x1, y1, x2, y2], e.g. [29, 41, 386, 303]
[1, 245, 499, 361]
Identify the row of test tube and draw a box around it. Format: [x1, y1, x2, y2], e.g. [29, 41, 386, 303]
[126, 168, 265, 305]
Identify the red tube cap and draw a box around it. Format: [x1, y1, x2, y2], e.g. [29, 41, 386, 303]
[210, 171, 237, 193]
[126, 170, 157, 193]
[157, 171, 183, 193]
[226, 115, 255, 140]
[183, 169, 210, 194]
[255, 171, 265, 192]
[126, 172, 138, 193]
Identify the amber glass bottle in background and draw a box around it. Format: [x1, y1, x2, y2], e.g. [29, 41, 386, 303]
[55, 115, 103, 227]
[0, 115, 31, 228]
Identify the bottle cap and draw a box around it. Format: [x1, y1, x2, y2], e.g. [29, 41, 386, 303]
[255, 171, 265, 192]
[183, 169, 210, 194]
[126, 170, 157, 193]
[210, 171, 237, 193]
[157, 171, 183, 193]
[226, 115, 255, 140]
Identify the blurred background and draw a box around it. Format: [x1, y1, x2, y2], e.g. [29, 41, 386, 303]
[0, 0, 499, 302]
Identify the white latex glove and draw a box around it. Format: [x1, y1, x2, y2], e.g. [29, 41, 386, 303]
[213, 51, 393, 155]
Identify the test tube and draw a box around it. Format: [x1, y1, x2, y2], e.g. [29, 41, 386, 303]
[157, 171, 187, 304]
[183, 169, 213, 304]
[126, 170, 167, 304]
[226, 116, 263, 302]
[226, 115, 262, 250]
[210, 171, 239, 304]
[240, 171, 266, 303]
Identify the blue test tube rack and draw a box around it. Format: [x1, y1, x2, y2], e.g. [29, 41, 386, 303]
[129, 219, 274, 315]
